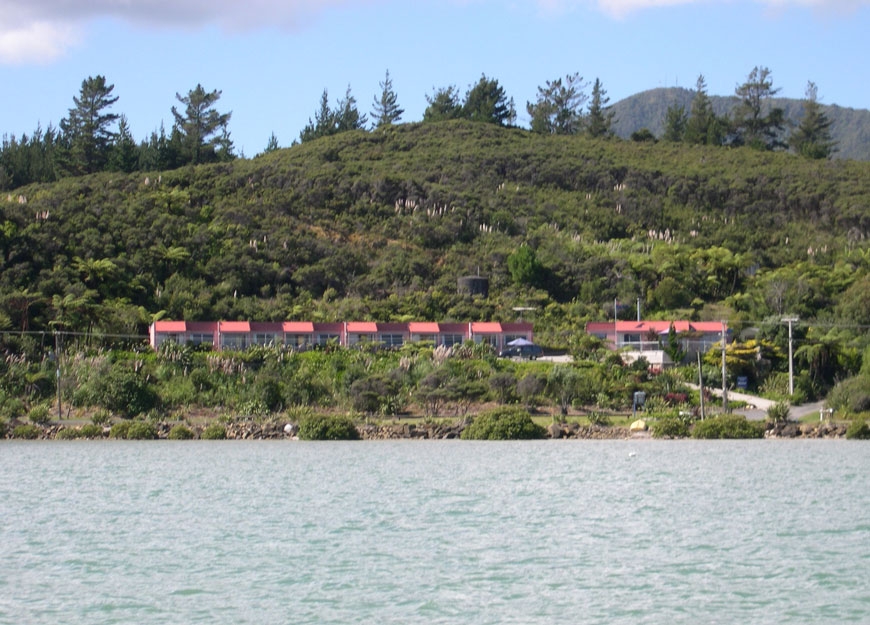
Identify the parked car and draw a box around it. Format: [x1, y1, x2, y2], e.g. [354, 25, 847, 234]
[498, 344, 543, 360]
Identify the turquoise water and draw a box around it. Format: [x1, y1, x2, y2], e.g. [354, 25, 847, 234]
[1, 440, 868, 624]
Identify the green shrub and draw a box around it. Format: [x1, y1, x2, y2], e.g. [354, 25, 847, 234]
[109, 421, 132, 439]
[297, 414, 360, 441]
[126, 421, 157, 440]
[845, 418, 870, 440]
[650, 416, 691, 438]
[79, 423, 104, 438]
[91, 409, 112, 426]
[461, 407, 546, 440]
[200, 423, 227, 440]
[55, 427, 81, 440]
[766, 401, 791, 424]
[168, 424, 194, 440]
[12, 424, 41, 439]
[28, 404, 52, 426]
[827, 376, 870, 415]
[691, 414, 764, 439]
[90, 364, 158, 418]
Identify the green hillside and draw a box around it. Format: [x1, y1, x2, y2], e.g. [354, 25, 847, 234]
[2, 119, 870, 350]
[611, 87, 870, 161]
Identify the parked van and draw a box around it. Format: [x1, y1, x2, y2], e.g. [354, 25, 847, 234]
[498, 344, 543, 360]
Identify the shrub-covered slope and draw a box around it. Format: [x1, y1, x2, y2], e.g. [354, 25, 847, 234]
[2, 120, 870, 341]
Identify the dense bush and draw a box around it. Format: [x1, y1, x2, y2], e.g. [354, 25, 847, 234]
[12, 424, 41, 439]
[126, 421, 158, 440]
[826, 376, 870, 415]
[28, 404, 52, 426]
[297, 414, 360, 441]
[109, 421, 132, 439]
[461, 406, 546, 440]
[79, 423, 104, 438]
[845, 418, 870, 440]
[691, 414, 765, 439]
[79, 363, 158, 418]
[766, 402, 791, 424]
[200, 423, 227, 440]
[650, 415, 691, 439]
[168, 424, 194, 440]
[55, 427, 81, 440]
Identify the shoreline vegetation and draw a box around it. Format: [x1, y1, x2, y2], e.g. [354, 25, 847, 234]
[2, 412, 854, 441]
[3, 339, 870, 442]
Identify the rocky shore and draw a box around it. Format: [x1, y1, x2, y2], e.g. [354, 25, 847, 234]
[3, 418, 850, 440]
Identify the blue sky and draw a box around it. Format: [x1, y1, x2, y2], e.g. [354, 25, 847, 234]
[1, 0, 868, 156]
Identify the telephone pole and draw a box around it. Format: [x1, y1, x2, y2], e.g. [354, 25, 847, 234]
[782, 316, 799, 396]
[721, 321, 728, 412]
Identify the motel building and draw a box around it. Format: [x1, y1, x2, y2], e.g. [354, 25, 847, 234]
[585, 320, 729, 368]
[149, 320, 534, 352]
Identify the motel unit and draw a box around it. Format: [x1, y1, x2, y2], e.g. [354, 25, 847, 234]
[586, 320, 729, 367]
[150, 320, 534, 351]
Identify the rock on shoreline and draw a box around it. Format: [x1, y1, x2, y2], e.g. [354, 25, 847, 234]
[2, 419, 851, 440]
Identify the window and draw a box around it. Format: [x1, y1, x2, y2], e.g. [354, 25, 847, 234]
[441, 334, 464, 347]
[316, 333, 339, 346]
[285, 334, 312, 348]
[252, 333, 277, 347]
[348, 333, 375, 346]
[189, 333, 213, 347]
[221, 334, 248, 350]
[412, 334, 436, 344]
[156, 333, 180, 347]
[380, 334, 405, 347]
[474, 335, 499, 347]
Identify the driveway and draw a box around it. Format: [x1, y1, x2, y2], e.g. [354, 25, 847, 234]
[692, 384, 826, 421]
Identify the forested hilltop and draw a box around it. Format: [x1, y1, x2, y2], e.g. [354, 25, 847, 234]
[611, 87, 870, 161]
[3, 119, 870, 338]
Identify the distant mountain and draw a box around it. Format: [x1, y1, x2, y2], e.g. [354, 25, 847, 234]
[611, 87, 870, 161]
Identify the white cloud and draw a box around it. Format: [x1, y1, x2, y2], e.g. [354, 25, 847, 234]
[0, 19, 79, 64]
[592, 0, 870, 18]
[0, 0, 867, 63]
[0, 0, 374, 64]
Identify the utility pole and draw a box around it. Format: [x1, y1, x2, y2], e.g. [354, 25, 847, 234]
[697, 351, 705, 419]
[54, 330, 62, 420]
[721, 321, 728, 412]
[782, 316, 799, 396]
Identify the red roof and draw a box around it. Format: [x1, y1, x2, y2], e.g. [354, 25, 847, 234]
[154, 321, 186, 332]
[376, 322, 409, 332]
[282, 321, 315, 333]
[587, 321, 726, 334]
[346, 321, 377, 333]
[220, 321, 251, 333]
[471, 322, 502, 333]
[408, 322, 440, 333]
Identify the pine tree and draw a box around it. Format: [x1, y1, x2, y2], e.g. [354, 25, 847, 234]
[260, 132, 280, 156]
[371, 70, 404, 128]
[335, 85, 367, 132]
[586, 78, 615, 138]
[462, 75, 515, 126]
[527, 73, 587, 135]
[171, 84, 232, 164]
[662, 104, 687, 142]
[734, 66, 785, 150]
[789, 81, 836, 160]
[299, 89, 337, 142]
[59, 75, 119, 174]
[108, 115, 139, 173]
[685, 75, 724, 145]
[423, 86, 462, 122]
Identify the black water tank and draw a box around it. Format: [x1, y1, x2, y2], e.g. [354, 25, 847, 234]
[458, 276, 489, 297]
